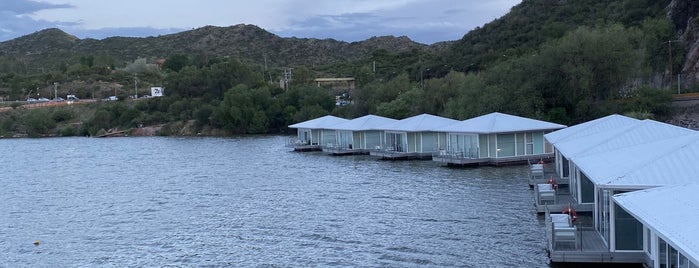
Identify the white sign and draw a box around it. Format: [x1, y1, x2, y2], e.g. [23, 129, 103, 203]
[150, 87, 164, 97]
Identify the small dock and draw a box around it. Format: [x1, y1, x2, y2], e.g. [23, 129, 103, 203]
[286, 139, 322, 151]
[433, 154, 554, 167]
[545, 209, 648, 264]
[369, 150, 433, 160]
[322, 147, 369, 155]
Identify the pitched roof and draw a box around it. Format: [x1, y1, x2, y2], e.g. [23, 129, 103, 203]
[544, 114, 639, 145]
[381, 113, 459, 132]
[574, 134, 699, 188]
[330, 114, 398, 131]
[436, 112, 566, 133]
[614, 184, 699, 264]
[555, 119, 697, 159]
[288, 115, 349, 129]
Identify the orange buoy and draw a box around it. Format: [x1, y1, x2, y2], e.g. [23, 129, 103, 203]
[562, 206, 577, 223]
[547, 177, 558, 190]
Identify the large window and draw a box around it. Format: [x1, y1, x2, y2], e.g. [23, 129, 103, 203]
[580, 172, 595, 203]
[497, 133, 515, 157]
[658, 238, 697, 268]
[614, 204, 643, 250]
[516, 133, 525, 156]
[385, 132, 405, 152]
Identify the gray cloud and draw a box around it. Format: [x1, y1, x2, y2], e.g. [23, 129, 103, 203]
[0, 0, 74, 41]
[275, 11, 458, 44]
[0, 0, 72, 14]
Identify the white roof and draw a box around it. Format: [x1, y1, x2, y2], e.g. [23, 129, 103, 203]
[555, 119, 697, 159]
[574, 134, 699, 188]
[614, 184, 699, 264]
[436, 112, 566, 133]
[331, 114, 398, 131]
[381, 113, 459, 132]
[544, 114, 639, 145]
[288, 115, 349, 129]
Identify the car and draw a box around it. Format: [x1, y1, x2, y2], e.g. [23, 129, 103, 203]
[38, 97, 50, 102]
[67, 95, 79, 101]
[103, 96, 118, 101]
[26, 98, 37, 102]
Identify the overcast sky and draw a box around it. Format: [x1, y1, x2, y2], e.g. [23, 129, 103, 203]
[0, 0, 521, 44]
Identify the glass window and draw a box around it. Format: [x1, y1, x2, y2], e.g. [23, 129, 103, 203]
[488, 134, 496, 158]
[614, 204, 643, 250]
[497, 133, 516, 157]
[516, 133, 525, 156]
[671, 246, 679, 268]
[479, 134, 488, 158]
[660, 238, 667, 268]
[680, 253, 689, 268]
[562, 157, 570, 177]
[580, 172, 594, 203]
[646, 228, 651, 254]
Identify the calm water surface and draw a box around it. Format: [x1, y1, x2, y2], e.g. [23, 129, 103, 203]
[1, 136, 551, 267]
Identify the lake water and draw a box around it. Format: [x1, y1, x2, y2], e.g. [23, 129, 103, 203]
[0, 136, 553, 267]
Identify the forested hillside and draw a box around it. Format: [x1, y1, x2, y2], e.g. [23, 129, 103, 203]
[0, 0, 694, 138]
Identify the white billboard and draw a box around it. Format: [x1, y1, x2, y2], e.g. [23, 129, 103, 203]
[150, 87, 164, 97]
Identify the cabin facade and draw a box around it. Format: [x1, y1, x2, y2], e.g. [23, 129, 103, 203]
[432, 112, 565, 166]
[321, 115, 398, 155]
[613, 185, 699, 268]
[370, 114, 459, 160]
[543, 116, 699, 264]
[287, 115, 349, 151]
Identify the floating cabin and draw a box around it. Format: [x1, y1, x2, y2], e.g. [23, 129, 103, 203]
[537, 117, 696, 213]
[321, 115, 398, 155]
[542, 115, 699, 265]
[369, 114, 459, 160]
[287, 115, 349, 151]
[613, 184, 699, 268]
[431, 112, 565, 167]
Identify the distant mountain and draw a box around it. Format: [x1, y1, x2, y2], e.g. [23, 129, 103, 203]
[0, 24, 445, 72]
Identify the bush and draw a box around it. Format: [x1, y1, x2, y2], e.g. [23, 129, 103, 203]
[52, 109, 74, 122]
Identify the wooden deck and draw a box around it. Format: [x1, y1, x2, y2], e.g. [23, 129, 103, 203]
[544, 210, 649, 263]
[369, 150, 433, 160]
[432, 153, 554, 167]
[534, 187, 594, 213]
[545, 212, 647, 264]
[322, 147, 370, 155]
[285, 138, 323, 151]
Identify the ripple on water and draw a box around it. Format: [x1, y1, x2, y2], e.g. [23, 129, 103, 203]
[0, 136, 549, 267]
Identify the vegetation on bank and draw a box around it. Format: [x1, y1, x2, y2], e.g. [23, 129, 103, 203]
[0, 0, 690, 138]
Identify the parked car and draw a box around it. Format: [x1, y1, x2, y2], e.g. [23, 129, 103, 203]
[26, 98, 37, 102]
[67, 95, 79, 101]
[38, 97, 50, 102]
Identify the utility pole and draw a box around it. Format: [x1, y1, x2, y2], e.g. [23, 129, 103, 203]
[283, 67, 293, 90]
[134, 74, 138, 99]
[666, 40, 679, 90]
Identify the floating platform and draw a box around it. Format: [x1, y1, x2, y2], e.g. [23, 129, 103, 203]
[545, 210, 649, 265]
[322, 147, 369, 155]
[369, 150, 433, 160]
[432, 154, 554, 167]
[286, 144, 322, 152]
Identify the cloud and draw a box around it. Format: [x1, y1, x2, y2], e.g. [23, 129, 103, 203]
[0, 0, 521, 44]
[0, 0, 72, 14]
[0, 0, 74, 40]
